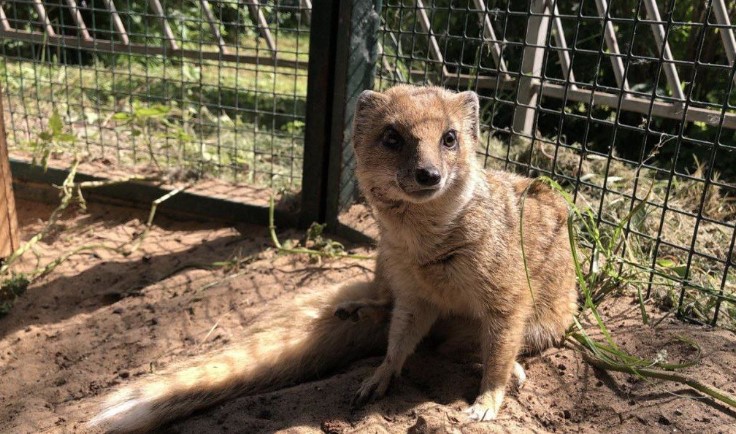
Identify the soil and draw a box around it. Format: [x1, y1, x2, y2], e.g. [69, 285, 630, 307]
[1, 197, 735, 434]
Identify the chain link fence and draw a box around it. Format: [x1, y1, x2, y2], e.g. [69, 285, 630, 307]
[1, 0, 735, 328]
[1, 0, 310, 190]
[356, 0, 736, 327]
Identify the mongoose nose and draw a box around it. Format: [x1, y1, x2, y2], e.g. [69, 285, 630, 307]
[415, 167, 441, 186]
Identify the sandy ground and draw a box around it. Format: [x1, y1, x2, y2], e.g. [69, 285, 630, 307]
[1, 197, 735, 434]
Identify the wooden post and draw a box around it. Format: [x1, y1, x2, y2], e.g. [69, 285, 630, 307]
[713, 0, 736, 87]
[512, 0, 551, 137]
[0, 86, 19, 259]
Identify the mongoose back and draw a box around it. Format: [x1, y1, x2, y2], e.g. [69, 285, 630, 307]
[89, 85, 576, 431]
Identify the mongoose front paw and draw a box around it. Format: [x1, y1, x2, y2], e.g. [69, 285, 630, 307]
[465, 403, 499, 421]
[351, 368, 394, 407]
[464, 388, 505, 421]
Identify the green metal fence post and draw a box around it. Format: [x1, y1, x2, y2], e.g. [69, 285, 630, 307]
[328, 0, 383, 231]
[301, 0, 382, 232]
[301, 0, 344, 228]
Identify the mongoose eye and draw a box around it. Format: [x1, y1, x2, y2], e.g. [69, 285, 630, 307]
[382, 128, 403, 150]
[442, 130, 457, 148]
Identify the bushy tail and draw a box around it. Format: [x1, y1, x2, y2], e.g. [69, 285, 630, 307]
[88, 281, 389, 433]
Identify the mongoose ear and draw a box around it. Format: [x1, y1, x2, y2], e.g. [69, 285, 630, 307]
[353, 90, 387, 147]
[355, 90, 386, 117]
[455, 91, 480, 140]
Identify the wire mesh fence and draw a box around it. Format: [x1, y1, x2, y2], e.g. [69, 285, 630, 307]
[366, 0, 736, 327]
[1, 0, 310, 190]
[1, 0, 735, 328]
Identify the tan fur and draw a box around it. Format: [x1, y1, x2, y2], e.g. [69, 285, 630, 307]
[350, 85, 576, 420]
[89, 281, 389, 433]
[90, 85, 575, 432]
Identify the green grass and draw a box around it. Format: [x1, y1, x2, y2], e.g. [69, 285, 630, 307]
[481, 134, 736, 330]
[0, 47, 307, 189]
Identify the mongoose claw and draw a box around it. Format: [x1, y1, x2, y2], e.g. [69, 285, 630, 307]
[464, 388, 505, 422]
[351, 382, 377, 408]
[351, 368, 393, 408]
[464, 403, 499, 421]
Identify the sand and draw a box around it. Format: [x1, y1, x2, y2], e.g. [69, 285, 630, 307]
[1, 198, 735, 434]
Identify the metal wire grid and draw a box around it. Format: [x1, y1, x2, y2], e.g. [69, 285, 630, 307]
[0, 0, 310, 189]
[374, 0, 736, 326]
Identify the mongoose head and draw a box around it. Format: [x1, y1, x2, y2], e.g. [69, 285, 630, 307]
[352, 85, 480, 206]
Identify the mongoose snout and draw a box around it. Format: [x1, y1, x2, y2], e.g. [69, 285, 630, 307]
[415, 166, 441, 187]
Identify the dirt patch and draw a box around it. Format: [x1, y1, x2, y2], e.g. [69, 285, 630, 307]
[1, 198, 735, 434]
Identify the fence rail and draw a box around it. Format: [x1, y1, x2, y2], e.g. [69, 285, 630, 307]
[378, 0, 736, 136]
[0, 0, 310, 68]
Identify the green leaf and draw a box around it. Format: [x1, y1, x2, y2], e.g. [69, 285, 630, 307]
[670, 265, 687, 278]
[57, 133, 76, 143]
[135, 105, 170, 118]
[657, 258, 677, 268]
[657, 258, 687, 278]
[49, 110, 63, 135]
[112, 112, 131, 121]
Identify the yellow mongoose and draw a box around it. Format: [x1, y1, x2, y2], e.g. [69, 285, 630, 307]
[89, 85, 576, 432]
[349, 85, 576, 420]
